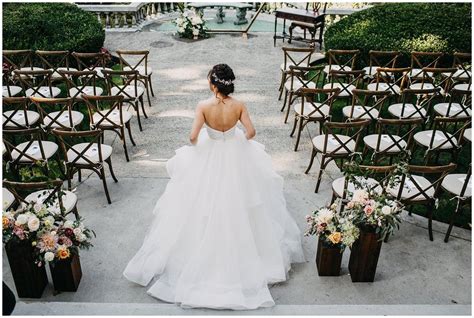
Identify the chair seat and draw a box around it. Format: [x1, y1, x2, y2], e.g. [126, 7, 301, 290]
[3, 110, 40, 128]
[364, 134, 407, 153]
[69, 86, 104, 98]
[2, 86, 22, 97]
[414, 130, 457, 150]
[387, 175, 435, 201]
[443, 69, 471, 80]
[25, 86, 61, 98]
[67, 143, 113, 164]
[284, 79, 316, 92]
[312, 134, 356, 154]
[43, 110, 84, 128]
[342, 105, 379, 120]
[323, 65, 352, 74]
[24, 189, 77, 215]
[367, 82, 401, 94]
[441, 174, 472, 198]
[93, 109, 133, 126]
[51, 67, 78, 79]
[11, 141, 58, 162]
[17, 67, 45, 78]
[323, 83, 355, 97]
[433, 103, 471, 118]
[111, 86, 145, 99]
[91, 67, 113, 78]
[388, 103, 427, 119]
[463, 128, 472, 142]
[454, 83, 471, 91]
[3, 188, 15, 210]
[280, 62, 295, 72]
[362, 66, 378, 77]
[293, 103, 329, 118]
[332, 176, 381, 198]
[124, 66, 153, 76]
[409, 82, 443, 94]
[409, 68, 433, 78]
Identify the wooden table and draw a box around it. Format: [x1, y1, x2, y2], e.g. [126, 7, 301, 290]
[273, 8, 326, 47]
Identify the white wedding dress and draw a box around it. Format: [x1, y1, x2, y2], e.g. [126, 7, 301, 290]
[123, 124, 306, 310]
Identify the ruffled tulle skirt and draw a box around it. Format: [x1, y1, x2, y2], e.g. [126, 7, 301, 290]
[123, 126, 306, 310]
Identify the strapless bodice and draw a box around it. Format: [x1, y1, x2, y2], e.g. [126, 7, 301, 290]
[205, 125, 237, 140]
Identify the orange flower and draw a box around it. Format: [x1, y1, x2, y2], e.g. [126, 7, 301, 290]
[2, 216, 10, 228]
[328, 232, 342, 244]
[57, 248, 70, 260]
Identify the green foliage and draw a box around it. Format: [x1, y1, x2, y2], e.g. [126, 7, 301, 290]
[3, 3, 105, 52]
[324, 3, 472, 67]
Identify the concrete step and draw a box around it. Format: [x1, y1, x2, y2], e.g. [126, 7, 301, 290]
[12, 301, 471, 315]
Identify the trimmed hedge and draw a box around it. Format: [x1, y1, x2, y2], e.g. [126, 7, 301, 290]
[3, 3, 105, 52]
[324, 3, 471, 67]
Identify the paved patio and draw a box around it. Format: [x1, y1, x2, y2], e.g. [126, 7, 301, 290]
[4, 27, 471, 315]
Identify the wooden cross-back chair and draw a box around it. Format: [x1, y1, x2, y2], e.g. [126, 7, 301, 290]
[58, 70, 103, 103]
[35, 50, 77, 82]
[343, 88, 391, 123]
[281, 65, 324, 123]
[2, 68, 22, 97]
[409, 51, 444, 80]
[324, 49, 360, 75]
[3, 127, 60, 175]
[441, 164, 472, 242]
[305, 119, 371, 193]
[413, 116, 471, 165]
[323, 69, 365, 105]
[290, 87, 340, 151]
[116, 50, 154, 107]
[368, 67, 410, 96]
[52, 128, 118, 204]
[29, 97, 83, 131]
[3, 97, 40, 129]
[278, 47, 315, 101]
[102, 69, 147, 132]
[410, 67, 457, 95]
[362, 117, 423, 164]
[83, 94, 136, 162]
[3, 179, 79, 220]
[2, 50, 39, 72]
[387, 87, 441, 123]
[449, 52, 471, 83]
[363, 50, 401, 79]
[386, 163, 457, 240]
[13, 69, 61, 98]
[71, 52, 112, 79]
[433, 87, 471, 119]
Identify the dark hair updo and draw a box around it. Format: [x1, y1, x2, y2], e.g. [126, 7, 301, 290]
[208, 64, 235, 96]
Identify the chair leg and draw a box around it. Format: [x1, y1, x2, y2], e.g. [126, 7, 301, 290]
[135, 102, 143, 132]
[139, 97, 148, 119]
[330, 192, 336, 205]
[444, 199, 461, 243]
[278, 72, 286, 99]
[284, 92, 293, 124]
[145, 80, 152, 107]
[427, 202, 435, 241]
[290, 114, 298, 137]
[294, 117, 304, 152]
[106, 157, 118, 183]
[280, 89, 288, 112]
[100, 167, 112, 204]
[120, 127, 130, 162]
[305, 148, 317, 174]
[315, 156, 327, 193]
[72, 206, 80, 221]
[126, 122, 136, 146]
[148, 75, 155, 97]
[78, 169, 82, 182]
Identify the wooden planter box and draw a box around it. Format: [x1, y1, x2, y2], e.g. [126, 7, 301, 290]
[316, 237, 343, 276]
[50, 253, 82, 292]
[5, 240, 48, 298]
[348, 226, 383, 282]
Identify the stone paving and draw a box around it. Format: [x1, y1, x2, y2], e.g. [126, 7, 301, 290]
[4, 27, 471, 315]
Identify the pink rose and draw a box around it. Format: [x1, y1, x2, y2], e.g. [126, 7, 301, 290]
[13, 226, 25, 240]
[347, 201, 355, 209]
[364, 205, 374, 216]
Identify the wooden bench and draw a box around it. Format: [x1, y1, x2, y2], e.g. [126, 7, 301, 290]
[188, 2, 253, 25]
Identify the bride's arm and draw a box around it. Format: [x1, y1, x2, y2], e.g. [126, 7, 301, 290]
[189, 104, 205, 145]
[240, 104, 256, 140]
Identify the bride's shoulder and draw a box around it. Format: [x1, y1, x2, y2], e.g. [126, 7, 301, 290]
[196, 98, 213, 109]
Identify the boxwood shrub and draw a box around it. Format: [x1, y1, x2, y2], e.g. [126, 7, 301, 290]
[3, 3, 105, 52]
[324, 3, 471, 67]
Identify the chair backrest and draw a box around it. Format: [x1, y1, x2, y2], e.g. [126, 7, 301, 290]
[442, 87, 472, 118]
[35, 50, 71, 72]
[452, 52, 472, 81]
[3, 50, 34, 70]
[418, 67, 457, 94]
[374, 118, 423, 154]
[29, 97, 75, 130]
[327, 69, 366, 95]
[367, 50, 401, 69]
[348, 88, 391, 121]
[372, 67, 411, 94]
[82, 94, 126, 128]
[288, 65, 324, 91]
[3, 127, 49, 164]
[327, 49, 359, 71]
[58, 70, 100, 100]
[298, 87, 340, 119]
[397, 87, 441, 120]
[2, 179, 66, 215]
[102, 69, 140, 101]
[281, 47, 314, 70]
[410, 51, 444, 78]
[321, 119, 371, 156]
[2, 97, 35, 129]
[341, 164, 397, 200]
[71, 52, 107, 71]
[52, 128, 105, 167]
[430, 116, 471, 150]
[397, 163, 457, 203]
[458, 164, 472, 198]
[13, 69, 54, 97]
[116, 50, 150, 75]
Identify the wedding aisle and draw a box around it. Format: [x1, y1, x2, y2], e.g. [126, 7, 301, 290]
[4, 30, 471, 315]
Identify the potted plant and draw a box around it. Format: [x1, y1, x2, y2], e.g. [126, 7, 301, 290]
[174, 6, 208, 40]
[305, 202, 360, 276]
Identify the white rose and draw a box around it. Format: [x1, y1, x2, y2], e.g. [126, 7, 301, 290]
[51, 231, 57, 236]
[16, 214, 28, 225]
[192, 28, 200, 36]
[73, 228, 82, 237]
[381, 205, 392, 215]
[191, 16, 202, 25]
[43, 216, 55, 227]
[44, 252, 55, 262]
[76, 233, 86, 242]
[352, 189, 369, 203]
[178, 27, 185, 34]
[27, 217, 40, 231]
[33, 203, 42, 213]
[316, 208, 334, 224]
[176, 17, 183, 25]
[64, 220, 74, 229]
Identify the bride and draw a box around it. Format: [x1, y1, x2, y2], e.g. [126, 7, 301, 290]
[123, 64, 305, 310]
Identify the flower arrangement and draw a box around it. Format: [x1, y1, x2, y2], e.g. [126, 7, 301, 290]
[3, 201, 94, 267]
[304, 202, 360, 250]
[174, 8, 208, 39]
